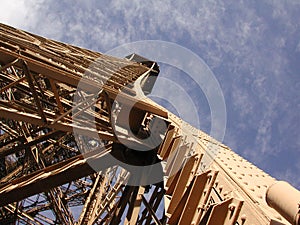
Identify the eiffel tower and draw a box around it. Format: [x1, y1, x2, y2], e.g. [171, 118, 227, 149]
[0, 23, 299, 225]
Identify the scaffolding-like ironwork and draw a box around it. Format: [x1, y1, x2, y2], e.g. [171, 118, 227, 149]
[0, 23, 299, 225]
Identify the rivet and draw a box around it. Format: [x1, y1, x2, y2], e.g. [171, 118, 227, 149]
[228, 203, 235, 211]
[219, 185, 223, 192]
[241, 214, 247, 221]
[215, 180, 219, 187]
[257, 194, 263, 199]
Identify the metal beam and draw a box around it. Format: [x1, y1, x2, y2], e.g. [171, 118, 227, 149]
[0, 145, 113, 206]
[21, 60, 47, 123]
[0, 106, 116, 141]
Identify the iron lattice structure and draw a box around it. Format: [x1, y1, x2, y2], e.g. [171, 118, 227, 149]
[0, 23, 299, 225]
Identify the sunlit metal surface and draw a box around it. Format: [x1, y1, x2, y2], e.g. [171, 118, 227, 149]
[0, 23, 298, 225]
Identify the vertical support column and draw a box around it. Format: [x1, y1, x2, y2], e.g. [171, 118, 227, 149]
[21, 60, 47, 123]
[167, 155, 197, 214]
[49, 79, 64, 114]
[125, 186, 145, 225]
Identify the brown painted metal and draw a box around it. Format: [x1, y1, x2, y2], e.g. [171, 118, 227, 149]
[0, 23, 299, 225]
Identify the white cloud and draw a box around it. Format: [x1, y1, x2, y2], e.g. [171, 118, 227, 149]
[0, 0, 43, 30]
[296, 41, 300, 52]
[0, 1, 28, 27]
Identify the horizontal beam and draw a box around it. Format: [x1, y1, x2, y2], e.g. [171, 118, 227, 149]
[0, 130, 65, 158]
[0, 145, 114, 207]
[0, 48, 168, 119]
[0, 106, 117, 141]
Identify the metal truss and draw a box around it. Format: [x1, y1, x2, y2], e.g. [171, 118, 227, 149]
[0, 23, 167, 224]
[0, 23, 298, 225]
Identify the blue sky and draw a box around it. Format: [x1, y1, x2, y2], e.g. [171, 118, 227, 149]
[0, 0, 299, 189]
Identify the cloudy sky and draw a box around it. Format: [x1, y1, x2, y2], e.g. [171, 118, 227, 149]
[0, 0, 299, 189]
